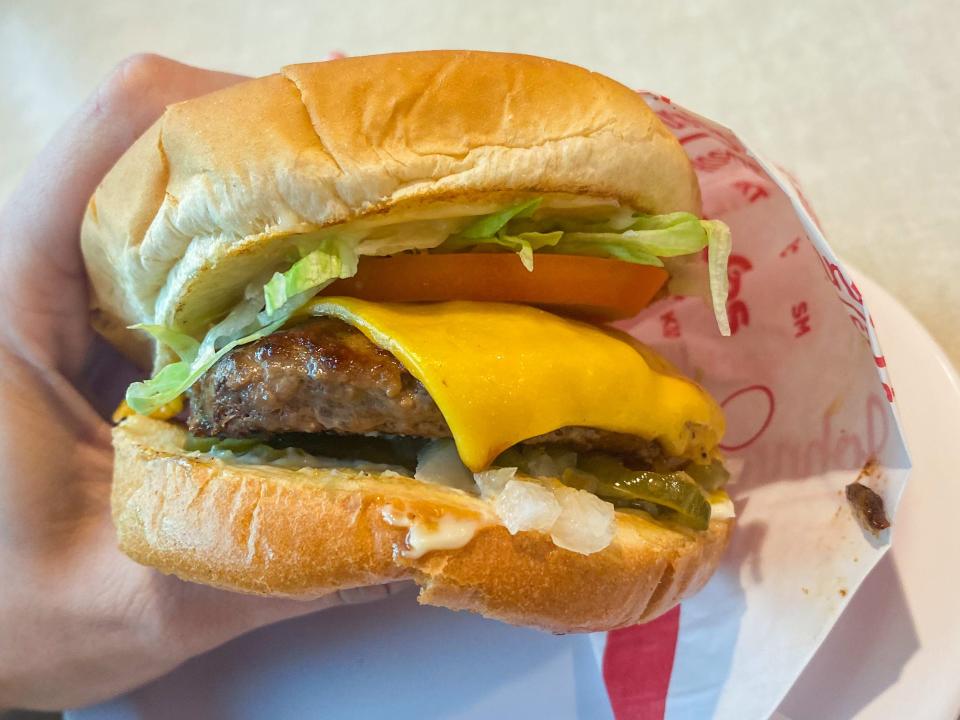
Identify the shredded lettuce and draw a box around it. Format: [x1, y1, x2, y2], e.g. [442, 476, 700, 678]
[125, 317, 287, 414]
[439, 230, 562, 271]
[704, 220, 732, 336]
[540, 238, 663, 266]
[447, 198, 551, 270]
[128, 324, 199, 361]
[543, 213, 709, 261]
[263, 239, 358, 316]
[503, 232, 563, 271]
[460, 198, 542, 238]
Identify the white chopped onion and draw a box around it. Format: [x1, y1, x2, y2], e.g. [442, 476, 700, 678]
[473, 467, 517, 499]
[414, 439, 476, 492]
[549, 486, 616, 555]
[493, 480, 562, 534]
[520, 447, 578, 478]
[709, 493, 736, 520]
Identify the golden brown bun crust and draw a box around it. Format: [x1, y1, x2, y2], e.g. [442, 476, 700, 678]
[113, 416, 732, 633]
[80, 51, 701, 365]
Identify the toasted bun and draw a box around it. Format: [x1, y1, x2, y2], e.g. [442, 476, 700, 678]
[80, 51, 701, 367]
[113, 416, 731, 633]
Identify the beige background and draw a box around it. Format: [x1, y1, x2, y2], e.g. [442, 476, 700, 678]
[1, 0, 957, 366]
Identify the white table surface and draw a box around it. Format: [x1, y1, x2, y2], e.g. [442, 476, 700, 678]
[2, 1, 957, 715]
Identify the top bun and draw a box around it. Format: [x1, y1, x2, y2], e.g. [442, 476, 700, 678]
[80, 51, 700, 366]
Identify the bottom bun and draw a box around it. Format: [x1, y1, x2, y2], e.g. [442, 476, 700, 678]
[112, 415, 733, 633]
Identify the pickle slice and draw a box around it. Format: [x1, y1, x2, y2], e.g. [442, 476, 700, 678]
[683, 460, 730, 492]
[572, 455, 712, 531]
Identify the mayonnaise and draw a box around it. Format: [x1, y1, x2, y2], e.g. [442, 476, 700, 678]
[382, 506, 482, 559]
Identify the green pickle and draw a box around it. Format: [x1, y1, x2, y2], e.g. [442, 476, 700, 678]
[683, 460, 730, 492]
[570, 454, 712, 531]
[497, 446, 720, 531]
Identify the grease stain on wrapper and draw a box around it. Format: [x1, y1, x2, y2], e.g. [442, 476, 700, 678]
[845, 458, 891, 536]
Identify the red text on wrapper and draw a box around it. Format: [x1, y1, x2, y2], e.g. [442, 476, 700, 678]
[660, 310, 681, 339]
[733, 180, 770, 204]
[792, 302, 812, 338]
[779, 237, 801, 258]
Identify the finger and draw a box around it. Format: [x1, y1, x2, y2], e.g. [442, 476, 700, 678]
[79, 333, 144, 420]
[153, 576, 417, 660]
[335, 580, 417, 604]
[215, 580, 418, 638]
[0, 54, 248, 376]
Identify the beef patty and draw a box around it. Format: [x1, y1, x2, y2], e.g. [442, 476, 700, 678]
[189, 317, 665, 464]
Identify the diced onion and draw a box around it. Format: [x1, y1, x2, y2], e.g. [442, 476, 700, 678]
[415, 439, 476, 492]
[494, 480, 562, 534]
[549, 486, 616, 555]
[473, 467, 517, 499]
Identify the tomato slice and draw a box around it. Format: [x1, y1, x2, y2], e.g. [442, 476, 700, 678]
[322, 254, 668, 320]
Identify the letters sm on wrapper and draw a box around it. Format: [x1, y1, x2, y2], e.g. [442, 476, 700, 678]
[594, 93, 910, 720]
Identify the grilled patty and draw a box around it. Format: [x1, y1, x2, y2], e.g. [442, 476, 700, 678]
[190, 317, 446, 438]
[189, 317, 665, 464]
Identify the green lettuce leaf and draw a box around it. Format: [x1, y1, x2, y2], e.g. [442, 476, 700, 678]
[505, 231, 563, 271]
[539, 239, 664, 266]
[436, 229, 562, 271]
[125, 316, 287, 415]
[263, 238, 358, 317]
[553, 213, 708, 258]
[445, 208, 713, 269]
[459, 198, 542, 239]
[627, 212, 703, 232]
[128, 324, 200, 361]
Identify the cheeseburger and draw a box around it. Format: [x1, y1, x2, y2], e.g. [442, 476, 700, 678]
[82, 51, 735, 633]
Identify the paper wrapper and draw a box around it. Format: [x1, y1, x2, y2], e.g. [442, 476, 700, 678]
[593, 94, 911, 720]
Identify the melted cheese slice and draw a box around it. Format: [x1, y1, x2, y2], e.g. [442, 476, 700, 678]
[305, 298, 724, 471]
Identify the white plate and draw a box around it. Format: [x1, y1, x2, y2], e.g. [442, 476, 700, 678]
[776, 270, 960, 720]
[70, 269, 958, 720]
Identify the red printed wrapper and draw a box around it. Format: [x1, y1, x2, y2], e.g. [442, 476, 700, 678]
[593, 94, 911, 720]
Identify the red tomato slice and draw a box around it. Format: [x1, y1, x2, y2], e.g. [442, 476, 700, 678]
[322, 254, 668, 320]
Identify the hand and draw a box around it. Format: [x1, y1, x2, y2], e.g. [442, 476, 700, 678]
[0, 54, 405, 711]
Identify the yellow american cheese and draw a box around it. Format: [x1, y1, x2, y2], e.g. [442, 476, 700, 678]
[305, 298, 725, 471]
[113, 396, 184, 424]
